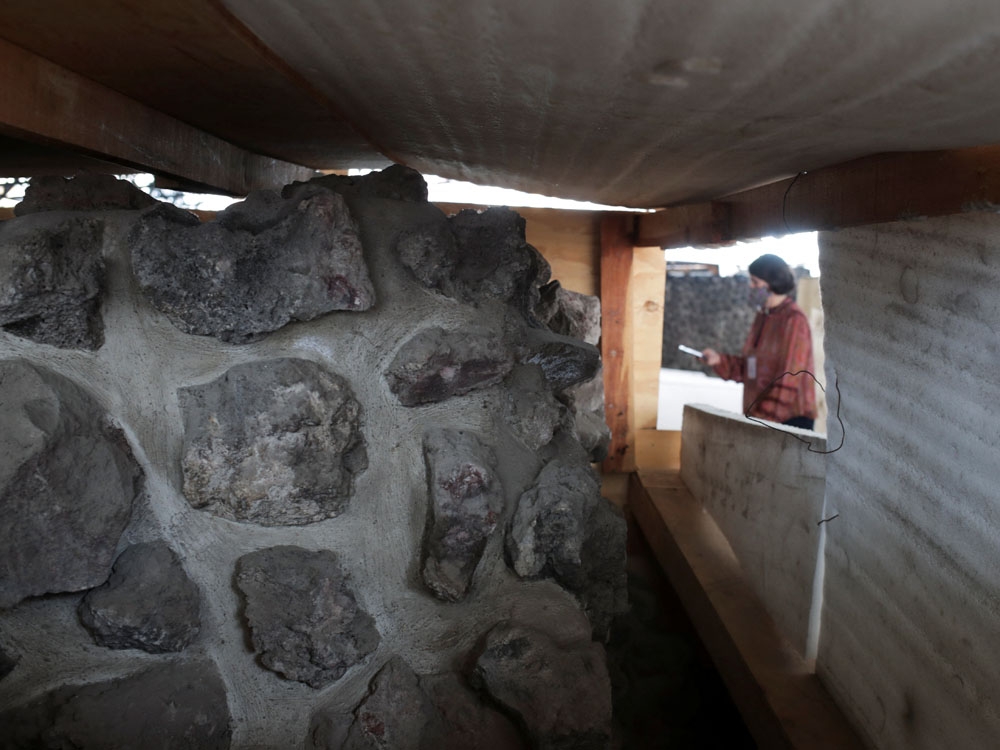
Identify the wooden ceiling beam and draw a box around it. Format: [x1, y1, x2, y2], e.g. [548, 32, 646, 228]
[637, 146, 1000, 248]
[0, 35, 315, 195]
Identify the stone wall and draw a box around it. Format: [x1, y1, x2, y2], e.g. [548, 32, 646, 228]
[660, 274, 755, 371]
[0, 169, 622, 749]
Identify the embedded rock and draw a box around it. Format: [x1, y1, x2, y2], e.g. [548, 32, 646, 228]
[0, 660, 232, 750]
[521, 329, 601, 392]
[560, 370, 611, 462]
[449, 207, 551, 312]
[311, 657, 445, 750]
[422, 672, 529, 750]
[503, 365, 567, 451]
[236, 546, 380, 688]
[284, 164, 428, 204]
[472, 622, 613, 750]
[396, 213, 459, 291]
[78, 542, 201, 653]
[0, 360, 143, 609]
[386, 326, 514, 406]
[536, 281, 602, 346]
[0, 215, 105, 349]
[129, 190, 374, 343]
[506, 459, 627, 639]
[421, 429, 504, 602]
[14, 173, 158, 215]
[0, 647, 17, 682]
[179, 358, 367, 526]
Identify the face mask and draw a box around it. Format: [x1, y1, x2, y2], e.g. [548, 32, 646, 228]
[748, 286, 769, 309]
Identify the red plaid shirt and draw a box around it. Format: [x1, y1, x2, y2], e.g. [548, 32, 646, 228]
[713, 298, 817, 424]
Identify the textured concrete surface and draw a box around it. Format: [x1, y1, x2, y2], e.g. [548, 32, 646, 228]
[679, 404, 826, 657]
[816, 214, 1000, 750]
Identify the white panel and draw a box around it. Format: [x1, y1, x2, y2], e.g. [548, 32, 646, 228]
[817, 214, 1000, 749]
[680, 404, 827, 656]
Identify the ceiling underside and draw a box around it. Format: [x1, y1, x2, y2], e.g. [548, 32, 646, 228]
[3, 0, 1000, 208]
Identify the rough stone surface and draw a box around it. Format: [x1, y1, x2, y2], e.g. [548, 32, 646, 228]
[14, 173, 158, 215]
[394, 207, 550, 314]
[661, 274, 755, 371]
[0, 660, 232, 749]
[506, 459, 627, 639]
[78, 542, 201, 653]
[386, 326, 514, 406]
[536, 281, 602, 346]
[310, 659, 527, 750]
[449, 207, 551, 312]
[560, 370, 611, 463]
[179, 358, 367, 526]
[472, 622, 613, 750]
[311, 657, 445, 750]
[0, 360, 144, 609]
[129, 191, 374, 343]
[396, 213, 459, 291]
[421, 429, 503, 602]
[421, 672, 529, 750]
[521, 328, 601, 393]
[0, 215, 106, 349]
[284, 164, 429, 203]
[236, 546, 380, 688]
[503, 365, 568, 451]
[0, 649, 17, 682]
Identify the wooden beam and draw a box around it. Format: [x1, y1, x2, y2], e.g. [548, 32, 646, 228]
[637, 146, 1000, 248]
[0, 36, 315, 195]
[630, 470, 867, 750]
[600, 213, 636, 472]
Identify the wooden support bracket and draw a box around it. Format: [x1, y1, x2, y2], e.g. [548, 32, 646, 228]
[0, 36, 315, 194]
[637, 146, 1000, 248]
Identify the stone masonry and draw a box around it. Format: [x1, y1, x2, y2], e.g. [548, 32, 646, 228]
[0, 169, 624, 748]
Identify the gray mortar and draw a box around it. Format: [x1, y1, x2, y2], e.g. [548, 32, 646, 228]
[0, 184, 608, 747]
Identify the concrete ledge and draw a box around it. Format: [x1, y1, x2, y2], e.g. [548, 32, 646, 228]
[629, 470, 865, 750]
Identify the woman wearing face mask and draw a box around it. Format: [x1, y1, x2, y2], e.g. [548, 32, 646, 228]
[701, 254, 817, 430]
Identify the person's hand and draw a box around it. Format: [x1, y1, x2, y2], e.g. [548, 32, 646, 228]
[702, 348, 721, 367]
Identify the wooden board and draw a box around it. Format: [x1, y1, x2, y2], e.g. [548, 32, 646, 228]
[635, 429, 682, 470]
[629, 470, 866, 750]
[637, 146, 1000, 248]
[0, 36, 314, 195]
[631, 245, 665, 431]
[600, 213, 636, 472]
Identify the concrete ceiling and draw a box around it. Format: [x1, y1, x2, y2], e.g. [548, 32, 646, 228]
[3, 0, 1000, 208]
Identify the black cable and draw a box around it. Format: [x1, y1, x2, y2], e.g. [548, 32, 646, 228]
[781, 171, 808, 232]
[743, 370, 845, 454]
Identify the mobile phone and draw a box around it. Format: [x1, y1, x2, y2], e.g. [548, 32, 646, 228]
[678, 345, 703, 358]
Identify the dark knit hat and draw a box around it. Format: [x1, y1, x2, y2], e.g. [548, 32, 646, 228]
[748, 253, 795, 295]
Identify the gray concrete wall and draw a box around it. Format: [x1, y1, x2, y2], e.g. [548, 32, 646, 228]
[679, 404, 827, 657]
[817, 214, 1000, 750]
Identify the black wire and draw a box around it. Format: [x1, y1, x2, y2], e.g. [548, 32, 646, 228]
[743, 370, 846, 454]
[781, 171, 808, 232]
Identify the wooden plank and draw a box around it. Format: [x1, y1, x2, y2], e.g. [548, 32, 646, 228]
[631, 245, 665, 431]
[637, 146, 1000, 248]
[600, 213, 636, 472]
[436, 203, 601, 296]
[629, 471, 866, 750]
[0, 36, 315, 195]
[635, 429, 682, 470]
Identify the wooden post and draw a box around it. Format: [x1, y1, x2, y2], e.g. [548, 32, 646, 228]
[601, 213, 636, 472]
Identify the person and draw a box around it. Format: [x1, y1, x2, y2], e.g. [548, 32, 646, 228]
[702, 254, 817, 430]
